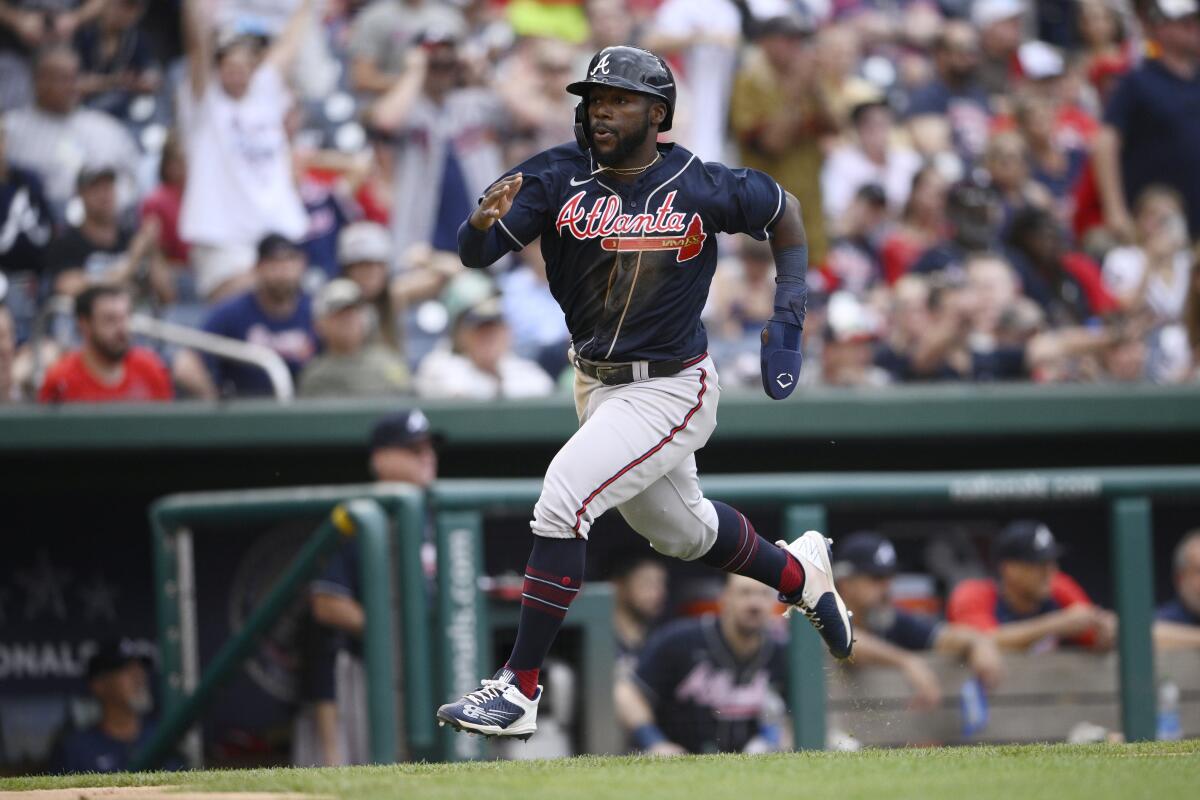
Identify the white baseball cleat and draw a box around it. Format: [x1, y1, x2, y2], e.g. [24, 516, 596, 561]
[436, 668, 540, 740]
[777, 531, 855, 659]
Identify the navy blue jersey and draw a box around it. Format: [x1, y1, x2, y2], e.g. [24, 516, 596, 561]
[869, 608, 943, 651]
[481, 142, 785, 362]
[1156, 599, 1199, 626]
[633, 615, 787, 754]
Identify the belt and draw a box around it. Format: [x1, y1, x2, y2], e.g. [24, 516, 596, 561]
[573, 352, 707, 386]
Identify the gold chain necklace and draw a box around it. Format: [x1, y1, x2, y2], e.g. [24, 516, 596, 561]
[592, 153, 661, 177]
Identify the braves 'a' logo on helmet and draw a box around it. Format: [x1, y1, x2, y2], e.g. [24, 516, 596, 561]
[592, 53, 612, 76]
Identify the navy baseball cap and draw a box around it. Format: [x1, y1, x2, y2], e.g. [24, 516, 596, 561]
[833, 531, 899, 579]
[86, 640, 149, 681]
[994, 520, 1065, 563]
[369, 409, 439, 451]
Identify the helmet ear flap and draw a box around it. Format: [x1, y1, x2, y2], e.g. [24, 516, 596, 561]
[573, 101, 591, 150]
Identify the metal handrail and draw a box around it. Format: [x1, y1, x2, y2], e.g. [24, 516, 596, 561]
[129, 314, 295, 401]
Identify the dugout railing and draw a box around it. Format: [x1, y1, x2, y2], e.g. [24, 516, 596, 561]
[141, 466, 1198, 765]
[429, 466, 1200, 757]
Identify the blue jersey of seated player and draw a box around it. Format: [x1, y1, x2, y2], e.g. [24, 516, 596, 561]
[632, 615, 787, 754]
[485, 142, 785, 362]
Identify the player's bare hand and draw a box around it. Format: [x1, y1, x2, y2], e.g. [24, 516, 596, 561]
[647, 741, 687, 757]
[469, 174, 523, 231]
[967, 637, 1005, 689]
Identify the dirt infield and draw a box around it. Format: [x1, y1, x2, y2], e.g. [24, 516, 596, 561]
[0, 789, 327, 800]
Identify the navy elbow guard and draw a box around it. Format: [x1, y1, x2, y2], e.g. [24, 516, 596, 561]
[760, 245, 808, 400]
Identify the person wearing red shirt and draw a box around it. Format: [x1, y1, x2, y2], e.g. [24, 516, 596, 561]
[38, 284, 172, 403]
[948, 520, 1117, 652]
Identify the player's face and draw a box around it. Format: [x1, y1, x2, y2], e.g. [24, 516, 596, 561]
[371, 439, 437, 488]
[587, 87, 659, 166]
[1178, 538, 1200, 615]
[836, 574, 892, 616]
[722, 575, 777, 637]
[1000, 560, 1056, 603]
[618, 562, 667, 623]
[82, 293, 131, 363]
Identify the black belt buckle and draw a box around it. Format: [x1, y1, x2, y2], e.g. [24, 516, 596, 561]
[594, 364, 625, 386]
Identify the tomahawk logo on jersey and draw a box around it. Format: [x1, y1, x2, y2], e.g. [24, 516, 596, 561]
[480, 142, 785, 363]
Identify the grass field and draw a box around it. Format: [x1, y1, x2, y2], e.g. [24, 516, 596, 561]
[2, 741, 1198, 800]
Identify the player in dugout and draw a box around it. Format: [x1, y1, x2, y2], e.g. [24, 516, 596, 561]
[436, 42, 854, 742]
[833, 531, 1003, 710]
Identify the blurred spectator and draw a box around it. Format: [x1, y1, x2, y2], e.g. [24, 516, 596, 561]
[496, 37, 577, 163]
[1185, 245, 1200, 376]
[1094, 0, 1200, 241]
[0, 115, 53, 334]
[821, 98, 921, 227]
[336, 221, 403, 352]
[44, 164, 159, 297]
[834, 532, 1003, 711]
[1015, 93, 1088, 219]
[880, 166, 948, 284]
[0, 1, 106, 111]
[368, 32, 506, 257]
[38, 283, 172, 402]
[347, 0, 464, 96]
[814, 23, 879, 132]
[1077, 0, 1132, 100]
[294, 408, 439, 766]
[1102, 185, 1192, 321]
[730, 14, 832, 265]
[611, 556, 668, 677]
[0, 300, 16, 400]
[4, 43, 139, 219]
[1154, 529, 1200, 649]
[178, 0, 311, 301]
[297, 174, 355, 283]
[982, 130, 1054, 230]
[348, 127, 395, 226]
[820, 290, 890, 387]
[824, 184, 889, 295]
[138, 131, 190, 304]
[948, 520, 1117, 652]
[708, 237, 775, 341]
[415, 291, 554, 400]
[911, 178, 1002, 280]
[175, 233, 316, 399]
[614, 575, 787, 755]
[497, 238, 570, 378]
[974, 0, 1026, 98]
[73, 0, 160, 121]
[50, 639, 180, 774]
[644, 0, 780, 162]
[298, 278, 409, 398]
[1005, 206, 1117, 325]
[905, 20, 992, 162]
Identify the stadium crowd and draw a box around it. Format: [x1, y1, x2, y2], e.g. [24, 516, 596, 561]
[1, 0, 1199, 403]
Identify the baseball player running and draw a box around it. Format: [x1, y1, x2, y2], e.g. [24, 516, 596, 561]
[438, 46, 853, 741]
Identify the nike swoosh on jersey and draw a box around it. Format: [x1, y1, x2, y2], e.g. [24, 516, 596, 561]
[569, 176, 593, 186]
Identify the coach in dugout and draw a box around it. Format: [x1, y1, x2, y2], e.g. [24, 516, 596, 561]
[614, 575, 789, 756]
[948, 520, 1117, 652]
[1154, 529, 1200, 649]
[292, 408, 439, 766]
[833, 532, 1004, 710]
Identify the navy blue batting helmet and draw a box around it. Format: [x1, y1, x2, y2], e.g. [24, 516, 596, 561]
[567, 46, 676, 148]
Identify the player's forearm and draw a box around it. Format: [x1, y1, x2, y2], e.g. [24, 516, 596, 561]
[350, 58, 397, 96]
[311, 593, 366, 637]
[369, 66, 425, 132]
[846, 630, 917, 669]
[614, 679, 657, 731]
[457, 219, 511, 269]
[1153, 621, 1200, 651]
[992, 613, 1076, 651]
[183, 0, 211, 96]
[932, 624, 983, 659]
[265, 0, 315, 73]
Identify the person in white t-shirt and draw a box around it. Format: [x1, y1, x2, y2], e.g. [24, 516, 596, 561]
[178, 0, 312, 301]
[415, 294, 554, 400]
[821, 98, 922, 232]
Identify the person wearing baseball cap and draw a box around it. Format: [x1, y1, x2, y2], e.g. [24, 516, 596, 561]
[51, 640, 181, 774]
[336, 222, 404, 354]
[295, 407, 440, 766]
[297, 278, 410, 398]
[948, 520, 1117, 651]
[834, 532, 1003, 709]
